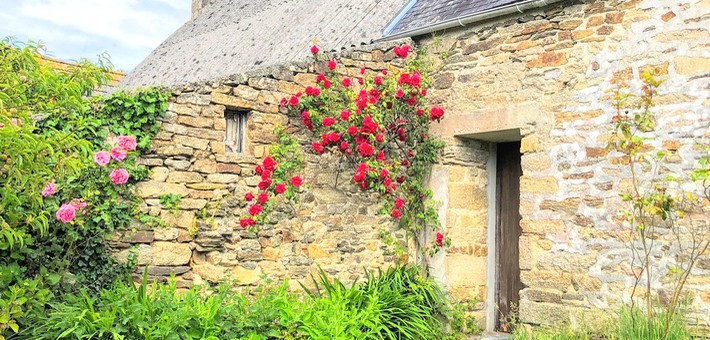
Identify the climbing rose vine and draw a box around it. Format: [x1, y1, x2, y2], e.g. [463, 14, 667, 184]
[277, 44, 451, 254]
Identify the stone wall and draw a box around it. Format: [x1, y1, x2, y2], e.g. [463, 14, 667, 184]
[419, 0, 709, 329]
[112, 43, 412, 289]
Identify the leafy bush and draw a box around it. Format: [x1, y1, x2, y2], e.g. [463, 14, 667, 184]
[20, 265, 452, 339]
[301, 265, 446, 339]
[0, 37, 169, 337]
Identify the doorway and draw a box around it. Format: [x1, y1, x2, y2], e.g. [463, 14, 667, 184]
[494, 141, 523, 331]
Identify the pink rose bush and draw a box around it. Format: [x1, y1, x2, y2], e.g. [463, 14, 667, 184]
[54, 135, 136, 223]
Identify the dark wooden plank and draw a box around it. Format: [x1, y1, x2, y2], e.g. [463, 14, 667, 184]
[495, 142, 523, 332]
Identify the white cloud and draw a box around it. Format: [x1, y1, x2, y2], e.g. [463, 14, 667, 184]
[0, 0, 189, 71]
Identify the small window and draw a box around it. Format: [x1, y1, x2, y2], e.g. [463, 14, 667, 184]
[224, 109, 248, 153]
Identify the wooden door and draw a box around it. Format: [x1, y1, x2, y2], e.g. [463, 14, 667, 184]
[495, 142, 523, 331]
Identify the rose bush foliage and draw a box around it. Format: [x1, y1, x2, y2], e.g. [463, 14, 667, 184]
[0, 37, 168, 337]
[238, 44, 451, 256]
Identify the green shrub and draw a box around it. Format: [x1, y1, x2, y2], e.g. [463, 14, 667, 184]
[300, 265, 446, 339]
[21, 264, 452, 339]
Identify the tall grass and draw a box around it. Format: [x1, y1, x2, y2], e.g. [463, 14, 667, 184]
[511, 305, 697, 340]
[19, 264, 452, 339]
[615, 305, 692, 340]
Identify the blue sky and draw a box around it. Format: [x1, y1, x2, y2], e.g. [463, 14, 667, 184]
[0, 0, 190, 72]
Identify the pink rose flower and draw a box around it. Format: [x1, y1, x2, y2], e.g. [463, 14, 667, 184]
[94, 151, 111, 166]
[117, 135, 137, 151]
[70, 199, 88, 215]
[111, 147, 126, 161]
[56, 203, 76, 223]
[110, 168, 129, 185]
[41, 182, 57, 197]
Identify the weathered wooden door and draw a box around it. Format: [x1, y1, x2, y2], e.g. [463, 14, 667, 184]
[495, 142, 523, 331]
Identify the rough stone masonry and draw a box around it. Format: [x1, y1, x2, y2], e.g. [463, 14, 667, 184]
[114, 0, 709, 331]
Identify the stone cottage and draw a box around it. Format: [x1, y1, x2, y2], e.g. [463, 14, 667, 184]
[118, 0, 710, 333]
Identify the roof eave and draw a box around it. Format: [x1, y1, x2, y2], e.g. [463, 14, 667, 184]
[379, 0, 565, 41]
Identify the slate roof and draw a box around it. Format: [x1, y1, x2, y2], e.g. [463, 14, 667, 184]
[120, 0, 410, 88]
[384, 0, 529, 37]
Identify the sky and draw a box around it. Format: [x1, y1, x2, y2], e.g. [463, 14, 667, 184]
[0, 0, 190, 72]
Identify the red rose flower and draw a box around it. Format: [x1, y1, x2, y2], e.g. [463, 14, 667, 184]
[395, 89, 404, 99]
[357, 142, 374, 157]
[340, 110, 351, 121]
[258, 179, 272, 190]
[402, 159, 409, 167]
[290, 176, 302, 187]
[353, 171, 366, 183]
[374, 76, 383, 86]
[261, 170, 271, 180]
[305, 86, 321, 96]
[275, 183, 286, 194]
[263, 157, 276, 171]
[342, 77, 351, 87]
[360, 115, 378, 135]
[340, 141, 349, 151]
[360, 67, 366, 75]
[416, 108, 425, 116]
[384, 177, 392, 187]
[258, 192, 269, 204]
[328, 60, 337, 70]
[391, 209, 402, 219]
[240, 218, 256, 228]
[323, 79, 332, 89]
[421, 88, 427, 96]
[289, 96, 299, 107]
[347, 126, 358, 136]
[436, 232, 444, 247]
[376, 150, 385, 161]
[357, 163, 368, 172]
[311, 45, 320, 55]
[322, 117, 336, 126]
[393, 45, 410, 58]
[255, 165, 263, 175]
[312, 141, 325, 154]
[327, 132, 340, 143]
[249, 204, 263, 216]
[245, 192, 254, 201]
[430, 106, 445, 121]
[382, 69, 388, 75]
[380, 168, 389, 178]
[375, 133, 384, 143]
[396, 175, 406, 184]
[316, 73, 327, 83]
[279, 97, 288, 107]
[394, 197, 404, 209]
[406, 96, 417, 106]
[358, 78, 364, 85]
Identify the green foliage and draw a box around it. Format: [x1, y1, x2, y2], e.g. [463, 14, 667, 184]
[607, 69, 709, 337]
[301, 265, 447, 339]
[21, 264, 453, 339]
[615, 305, 693, 340]
[0, 37, 109, 336]
[159, 194, 183, 214]
[97, 87, 169, 150]
[0, 37, 169, 337]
